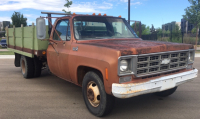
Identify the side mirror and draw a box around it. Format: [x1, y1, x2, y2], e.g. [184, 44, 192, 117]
[36, 18, 46, 40]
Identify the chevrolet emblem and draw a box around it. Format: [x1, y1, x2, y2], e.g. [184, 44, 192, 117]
[161, 58, 171, 64]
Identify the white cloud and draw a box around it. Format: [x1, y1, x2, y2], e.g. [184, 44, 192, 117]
[0, 0, 113, 13]
[131, 2, 142, 5]
[0, 17, 11, 22]
[23, 14, 38, 24]
[120, 0, 142, 6]
[120, 0, 134, 2]
[26, 19, 35, 24]
[24, 14, 38, 18]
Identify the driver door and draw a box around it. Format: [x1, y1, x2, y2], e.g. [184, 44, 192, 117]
[47, 19, 71, 80]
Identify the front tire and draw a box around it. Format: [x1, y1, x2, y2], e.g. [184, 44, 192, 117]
[82, 71, 115, 117]
[154, 87, 178, 97]
[20, 56, 34, 79]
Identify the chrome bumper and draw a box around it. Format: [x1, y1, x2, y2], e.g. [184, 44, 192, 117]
[112, 69, 198, 99]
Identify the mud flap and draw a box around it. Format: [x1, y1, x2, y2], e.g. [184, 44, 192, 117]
[14, 53, 21, 67]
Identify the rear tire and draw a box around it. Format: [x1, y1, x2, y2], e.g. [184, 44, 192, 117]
[14, 53, 21, 67]
[82, 71, 115, 117]
[20, 56, 35, 79]
[33, 57, 42, 77]
[154, 87, 178, 97]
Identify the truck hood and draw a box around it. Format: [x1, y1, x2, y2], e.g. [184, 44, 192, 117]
[79, 39, 193, 56]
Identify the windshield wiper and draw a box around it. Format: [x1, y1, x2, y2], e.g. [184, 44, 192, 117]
[95, 37, 109, 39]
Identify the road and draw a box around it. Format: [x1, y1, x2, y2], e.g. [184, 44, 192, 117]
[0, 49, 8, 51]
[0, 59, 200, 119]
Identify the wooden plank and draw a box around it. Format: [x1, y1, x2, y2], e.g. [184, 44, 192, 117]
[21, 24, 24, 50]
[13, 25, 16, 48]
[6, 26, 9, 46]
[32, 23, 34, 52]
[7, 48, 33, 58]
[23, 27, 33, 38]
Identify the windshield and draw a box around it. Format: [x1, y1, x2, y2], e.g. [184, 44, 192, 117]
[73, 16, 138, 40]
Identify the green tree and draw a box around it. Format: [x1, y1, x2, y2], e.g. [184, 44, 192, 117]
[142, 26, 150, 35]
[131, 22, 140, 31]
[156, 28, 162, 34]
[172, 24, 181, 33]
[11, 11, 27, 27]
[156, 28, 169, 41]
[166, 30, 170, 34]
[183, 0, 200, 50]
[131, 23, 151, 35]
[62, 0, 73, 14]
[192, 27, 197, 34]
[172, 24, 181, 42]
[156, 28, 163, 37]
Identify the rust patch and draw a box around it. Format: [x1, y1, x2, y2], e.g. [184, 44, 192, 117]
[123, 89, 144, 95]
[121, 50, 133, 56]
[136, 47, 152, 55]
[79, 39, 193, 56]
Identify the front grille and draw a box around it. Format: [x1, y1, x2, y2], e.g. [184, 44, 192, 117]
[137, 51, 188, 75]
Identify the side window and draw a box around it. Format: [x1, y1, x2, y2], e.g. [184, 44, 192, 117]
[53, 19, 71, 41]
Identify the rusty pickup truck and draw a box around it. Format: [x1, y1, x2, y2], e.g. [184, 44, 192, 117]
[6, 12, 198, 117]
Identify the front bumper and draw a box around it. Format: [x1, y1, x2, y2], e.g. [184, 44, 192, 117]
[112, 69, 198, 99]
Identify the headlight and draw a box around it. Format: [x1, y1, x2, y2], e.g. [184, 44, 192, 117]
[188, 50, 195, 63]
[118, 56, 137, 76]
[120, 60, 128, 72]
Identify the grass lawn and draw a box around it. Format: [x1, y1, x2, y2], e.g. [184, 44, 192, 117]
[0, 51, 14, 55]
[0, 46, 5, 49]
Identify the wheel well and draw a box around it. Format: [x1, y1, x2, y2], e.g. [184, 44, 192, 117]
[77, 66, 103, 85]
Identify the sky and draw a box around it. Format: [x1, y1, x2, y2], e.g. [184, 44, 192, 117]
[0, 0, 192, 28]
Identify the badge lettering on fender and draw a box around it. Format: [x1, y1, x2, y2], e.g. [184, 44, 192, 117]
[73, 47, 78, 51]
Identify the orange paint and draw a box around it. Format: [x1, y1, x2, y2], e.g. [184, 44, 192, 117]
[106, 68, 108, 80]
[42, 51, 46, 55]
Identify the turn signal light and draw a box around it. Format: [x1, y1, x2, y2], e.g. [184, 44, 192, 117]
[106, 68, 108, 80]
[42, 51, 46, 55]
[98, 13, 101, 16]
[92, 13, 96, 15]
[103, 14, 107, 16]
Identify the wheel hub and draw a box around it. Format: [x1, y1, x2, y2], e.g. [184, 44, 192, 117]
[87, 88, 94, 101]
[21, 59, 25, 74]
[87, 81, 100, 107]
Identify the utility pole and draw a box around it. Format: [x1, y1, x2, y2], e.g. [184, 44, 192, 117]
[128, 0, 130, 25]
[170, 24, 172, 42]
[195, 0, 199, 50]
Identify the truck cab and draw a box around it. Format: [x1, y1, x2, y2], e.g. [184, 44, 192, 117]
[7, 12, 198, 117]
